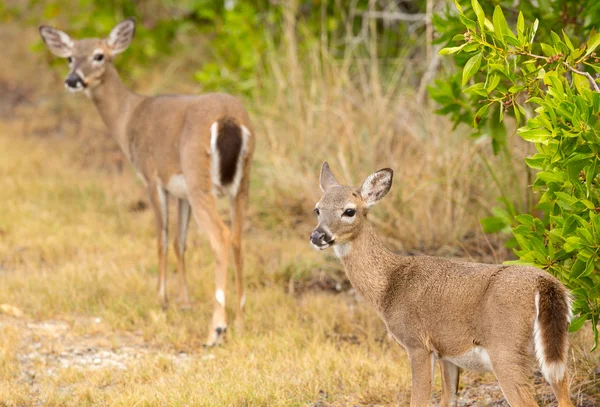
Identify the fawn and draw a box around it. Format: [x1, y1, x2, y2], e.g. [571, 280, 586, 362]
[311, 162, 573, 407]
[39, 18, 254, 346]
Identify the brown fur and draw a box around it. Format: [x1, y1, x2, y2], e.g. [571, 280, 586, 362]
[537, 276, 570, 363]
[216, 117, 243, 186]
[313, 162, 574, 407]
[39, 20, 255, 346]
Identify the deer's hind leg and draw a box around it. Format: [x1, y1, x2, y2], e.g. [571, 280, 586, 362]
[186, 189, 231, 347]
[549, 371, 574, 407]
[229, 172, 249, 331]
[173, 198, 192, 309]
[488, 348, 538, 407]
[147, 184, 169, 309]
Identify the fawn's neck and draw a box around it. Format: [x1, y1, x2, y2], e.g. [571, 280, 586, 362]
[337, 222, 402, 310]
[87, 64, 144, 160]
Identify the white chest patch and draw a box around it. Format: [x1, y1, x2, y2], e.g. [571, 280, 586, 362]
[334, 242, 351, 258]
[444, 346, 493, 372]
[166, 174, 188, 199]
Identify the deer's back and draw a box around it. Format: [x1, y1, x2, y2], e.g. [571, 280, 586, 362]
[382, 255, 558, 356]
[126, 92, 253, 183]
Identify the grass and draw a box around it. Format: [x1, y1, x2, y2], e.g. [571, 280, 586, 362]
[0, 16, 598, 407]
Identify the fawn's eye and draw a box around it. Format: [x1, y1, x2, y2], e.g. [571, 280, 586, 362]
[93, 54, 104, 62]
[67, 56, 73, 64]
[314, 208, 320, 216]
[343, 208, 356, 217]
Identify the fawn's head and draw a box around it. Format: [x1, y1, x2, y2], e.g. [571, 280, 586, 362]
[310, 162, 393, 250]
[39, 18, 136, 93]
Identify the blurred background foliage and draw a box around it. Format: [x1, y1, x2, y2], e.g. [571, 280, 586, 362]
[1, 0, 428, 94]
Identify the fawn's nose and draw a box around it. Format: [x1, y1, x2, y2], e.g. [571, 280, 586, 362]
[310, 228, 333, 249]
[64, 73, 85, 90]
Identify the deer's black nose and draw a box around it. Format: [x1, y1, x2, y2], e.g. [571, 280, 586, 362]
[310, 228, 333, 249]
[64, 74, 85, 89]
[310, 229, 325, 242]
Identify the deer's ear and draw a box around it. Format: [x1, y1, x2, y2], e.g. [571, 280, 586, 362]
[107, 18, 135, 54]
[39, 25, 73, 58]
[360, 168, 393, 208]
[320, 162, 340, 192]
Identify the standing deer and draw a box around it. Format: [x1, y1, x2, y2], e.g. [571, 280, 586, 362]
[310, 162, 574, 407]
[39, 18, 254, 346]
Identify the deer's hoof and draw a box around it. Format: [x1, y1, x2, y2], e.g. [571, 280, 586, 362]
[205, 326, 227, 347]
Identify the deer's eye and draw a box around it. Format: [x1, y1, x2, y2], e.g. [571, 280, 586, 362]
[314, 208, 320, 216]
[342, 208, 356, 217]
[67, 56, 73, 64]
[93, 54, 104, 62]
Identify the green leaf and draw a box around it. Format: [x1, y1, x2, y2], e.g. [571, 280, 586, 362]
[508, 85, 526, 93]
[517, 12, 525, 39]
[481, 216, 509, 233]
[462, 52, 482, 86]
[569, 314, 588, 332]
[515, 214, 535, 227]
[574, 72, 591, 93]
[474, 102, 492, 127]
[487, 74, 501, 93]
[492, 6, 507, 43]
[531, 19, 539, 43]
[518, 128, 552, 144]
[454, 0, 463, 14]
[541, 43, 556, 57]
[439, 43, 468, 55]
[585, 32, 600, 57]
[563, 30, 575, 54]
[471, 0, 485, 32]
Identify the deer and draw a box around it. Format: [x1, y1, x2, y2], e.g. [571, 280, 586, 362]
[310, 162, 574, 407]
[39, 18, 255, 346]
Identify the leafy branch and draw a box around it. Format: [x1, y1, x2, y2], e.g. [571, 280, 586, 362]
[438, 0, 600, 350]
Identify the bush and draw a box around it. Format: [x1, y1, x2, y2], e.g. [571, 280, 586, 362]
[438, 0, 600, 349]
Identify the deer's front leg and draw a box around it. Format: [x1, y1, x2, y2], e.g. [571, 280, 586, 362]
[148, 184, 169, 309]
[439, 360, 460, 407]
[407, 349, 433, 407]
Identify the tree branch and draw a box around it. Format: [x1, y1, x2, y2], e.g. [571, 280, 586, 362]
[563, 63, 600, 92]
[515, 51, 600, 92]
[359, 11, 426, 22]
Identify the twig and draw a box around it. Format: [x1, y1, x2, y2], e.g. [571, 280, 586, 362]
[359, 11, 426, 22]
[515, 51, 600, 92]
[563, 63, 600, 92]
[416, 47, 442, 104]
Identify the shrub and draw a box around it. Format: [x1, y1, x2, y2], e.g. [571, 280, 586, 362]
[438, 0, 600, 349]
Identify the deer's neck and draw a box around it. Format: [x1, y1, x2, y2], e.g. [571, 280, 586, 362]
[87, 64, 144, 160]
[337, 222, 402, 310]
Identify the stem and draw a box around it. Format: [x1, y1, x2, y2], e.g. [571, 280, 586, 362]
[514, 50, 600, 92]
[563, 63, 600, 92]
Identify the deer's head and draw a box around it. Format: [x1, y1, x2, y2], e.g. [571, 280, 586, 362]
[310, 162, 393, 250]
[39, 18, 135, 93]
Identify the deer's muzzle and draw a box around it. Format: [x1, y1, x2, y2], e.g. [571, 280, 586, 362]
[310, 228, 334, 250]
[64, 73, 86, 92]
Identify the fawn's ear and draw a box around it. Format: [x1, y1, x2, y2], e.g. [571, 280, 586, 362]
[39, 25, 73, 58]
[107, 18, 136, 54]
[360, 168, 393, 208]
[320, 162, 340, 192]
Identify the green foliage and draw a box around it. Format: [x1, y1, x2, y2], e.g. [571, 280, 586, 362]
[438, 0, 600, 348]
[7, 0, 427, 95]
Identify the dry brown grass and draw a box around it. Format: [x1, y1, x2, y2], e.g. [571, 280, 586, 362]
[0, 17, 598, 407]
